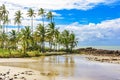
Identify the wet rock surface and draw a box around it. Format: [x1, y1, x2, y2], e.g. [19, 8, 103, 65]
[79, 47, 120, 56]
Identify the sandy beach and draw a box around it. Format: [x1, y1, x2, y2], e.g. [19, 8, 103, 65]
[84, 54, 120, 64]
[0, 55, 120, 80]
[0, 65, 51, 80]
[0, 58, 54, 80]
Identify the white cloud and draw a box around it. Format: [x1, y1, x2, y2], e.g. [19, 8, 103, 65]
[57, 18, 120, 44]
[0, 0, 118, 10]
[0, 0, 63, 28]
[0, 0, 118, 29]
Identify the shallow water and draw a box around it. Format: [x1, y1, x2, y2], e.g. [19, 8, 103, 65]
[0, 55, 120, 80]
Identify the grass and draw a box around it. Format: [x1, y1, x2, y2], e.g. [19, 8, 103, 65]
[0, 48, 67, 58]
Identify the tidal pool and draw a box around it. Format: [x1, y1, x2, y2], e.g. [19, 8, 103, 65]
[0, 55, 120, 80]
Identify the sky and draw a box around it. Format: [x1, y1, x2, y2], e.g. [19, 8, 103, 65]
[0, 0, 120, 46]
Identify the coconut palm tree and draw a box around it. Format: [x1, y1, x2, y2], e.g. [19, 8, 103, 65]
[36, 23, 46, 52]
[14, 10, 23, 32]
[9, 30, 18, 50]
[61, 30, 70, 52]
[54, 28, 60, 51]
[0, 6, 2, 18]
[38, 8, 45, 26]
[69, 32, 78, 53]
[0, 6, 3, 31]
[0, 32, 8, 49]
[38, 8, 46, 52]
[27, 8, 36, 33]
[47, 11, 53, 23]
[20, 26, 32, 54]
[3, 14, 10, 33]
[0, 4, 9, 33]
[47, 22, 56, 51]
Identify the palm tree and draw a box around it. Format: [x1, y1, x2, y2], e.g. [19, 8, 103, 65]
[0, 10, 2, 33]
[14, 10, 23, 32]
[38, 8, 46, 52]
[38, 8, 46, 26]
[3, 14, 10, 33]
[54, 28, 60, 51]
[47, 11, 53, 23]
[69, 32, 78, 53]
[61, 30, 70, 52]
[0, 6, 3, 31]
[27, 8, 36, 33]
[9, 30, 18, 50]
[20, 26, 32, 54]
[1, 4, 9, 33]
[47, 22, 56, 51]
[0, 32, 8, 49]
[36, 23, 46, 52]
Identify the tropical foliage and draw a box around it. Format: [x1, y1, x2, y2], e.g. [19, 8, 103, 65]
[0, 4, 78, 55]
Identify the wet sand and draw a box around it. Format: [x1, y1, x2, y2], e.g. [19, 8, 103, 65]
[0, 55, 120, 80]
[0, 58, 37, 62]
[0, 58, 53, 80]
[0, 65, 50, 80]
[84, 54, 120, 64]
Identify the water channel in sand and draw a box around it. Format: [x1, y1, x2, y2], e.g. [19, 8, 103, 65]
[0, 55, 120, 80]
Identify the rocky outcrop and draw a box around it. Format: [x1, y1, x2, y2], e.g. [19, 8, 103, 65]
[78, 47, 120, 56]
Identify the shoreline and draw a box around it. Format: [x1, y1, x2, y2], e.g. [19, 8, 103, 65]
[78, 47, 120, 64]
[0, 65, 49, 80]
[84, 54, 120, 64]
[0, 58, 60, 80]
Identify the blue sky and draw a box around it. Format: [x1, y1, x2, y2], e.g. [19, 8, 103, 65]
[0, 0, 120, 46]
[55, 4, 120, 24]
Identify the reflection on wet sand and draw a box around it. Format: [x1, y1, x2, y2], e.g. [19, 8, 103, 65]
[0, 55, 120, 80]
[0, 55, 75, 80]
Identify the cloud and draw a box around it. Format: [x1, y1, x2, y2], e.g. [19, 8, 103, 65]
[0, 0, 62, 27]
[57, 18, 120, 46]
[0, 0, 118, 10]
[0, 0, 119, 46]
[0, 0, 118, 28]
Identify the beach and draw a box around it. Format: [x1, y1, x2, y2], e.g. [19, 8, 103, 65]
[0, 58, 55, 80]
[0, 65, 50, 80]
[0, 55, 120, 80]
[84, 54, 120, 64]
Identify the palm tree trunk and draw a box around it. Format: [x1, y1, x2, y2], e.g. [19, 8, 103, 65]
[49, 41, 51, 51]
[0, 20, 2, 31]
[42, 15, 45, 52]
[31, 16, 33, 34]
[23, 42, 26, 54]
[70, 47, 73, 53]
[6, 24, 7, 33]
[3, 24, 5, 33]
[18, 24, 20, 32]
[66, 45, 69, 53]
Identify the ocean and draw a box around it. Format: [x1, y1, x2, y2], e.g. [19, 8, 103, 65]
[79, 46, 120, 50]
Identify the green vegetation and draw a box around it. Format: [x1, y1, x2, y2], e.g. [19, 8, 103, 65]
[0, 4, 78, 57]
